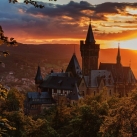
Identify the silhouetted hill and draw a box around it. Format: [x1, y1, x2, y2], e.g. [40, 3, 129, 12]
[0, 44, 137, 83]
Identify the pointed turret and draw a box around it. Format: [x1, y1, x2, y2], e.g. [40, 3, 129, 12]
[85, 21, 95, 44]
[35, 66, 43, 85]
[66, 53, 82, 79]
[116, 44, 121, 65]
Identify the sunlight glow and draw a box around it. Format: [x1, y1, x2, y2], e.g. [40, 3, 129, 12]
[125, 7, 137, 15]
[111, 39, 137, 50]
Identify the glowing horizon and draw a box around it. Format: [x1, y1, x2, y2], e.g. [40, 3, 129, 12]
[2, 0, 137, 50]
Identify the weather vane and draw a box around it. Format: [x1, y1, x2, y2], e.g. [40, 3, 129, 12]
[118, 41, 120, 46]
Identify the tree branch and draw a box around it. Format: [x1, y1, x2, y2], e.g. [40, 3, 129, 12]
[9, 0, 57, 8]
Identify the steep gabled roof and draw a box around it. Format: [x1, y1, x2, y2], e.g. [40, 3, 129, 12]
[35, 66, 43, 84]
[40, 76, 77, 90]
[27, 92, 51, 99]
[85, 23, 95, 44]
[44, 72, 69, 80]
[26, 92, 55, 105]
[99, 63, 136, 83]
[65, 53, 82, 78]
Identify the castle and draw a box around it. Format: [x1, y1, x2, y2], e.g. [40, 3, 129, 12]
[25, 21, 136, 115]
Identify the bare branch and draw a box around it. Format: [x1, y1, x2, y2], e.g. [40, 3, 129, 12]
[9, 0, 57, 8]
[0, 25, 18, 47]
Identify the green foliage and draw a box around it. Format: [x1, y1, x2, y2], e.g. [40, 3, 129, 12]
[0, 116, 16, 137]
[4, 88, 25, 111]
[1, 87, 137, 137]
[3, 111, 59, 137]
[44, 95, 109, 137]
[0, 84, 9, 101]
[100, 90, 137, 137]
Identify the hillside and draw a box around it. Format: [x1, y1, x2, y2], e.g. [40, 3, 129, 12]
[0, 44, 136, 89]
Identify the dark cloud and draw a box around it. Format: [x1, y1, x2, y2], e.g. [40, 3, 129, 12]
[94, 2, 121, 14]
[1, 0, 137, 43]
[26, 1, 95, 21]
[96, 29, 137, 40]
[94, 2, 137, 14]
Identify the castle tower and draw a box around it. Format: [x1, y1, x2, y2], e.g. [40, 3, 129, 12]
[35, 66, 43, 91]
[80, 21, 100, 76]
[116, 43, 121, 65]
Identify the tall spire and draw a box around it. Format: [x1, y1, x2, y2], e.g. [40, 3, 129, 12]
[35, 66, 43, 84]
[117, 43, 121, 65]
[85, 18, 95, 44]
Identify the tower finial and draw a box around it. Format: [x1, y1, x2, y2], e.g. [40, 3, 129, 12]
[118, 42, 120, 48]
[85, 17, 95, 44]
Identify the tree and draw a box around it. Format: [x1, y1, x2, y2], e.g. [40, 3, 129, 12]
[0, 88, 25, 113]
[0, 84, 9, 101]
[3, 111, 59, 137]
[100, 90, 137, 137]
[0, 25, 17, 63]
[25, 118, 59, 137]
[65, 101, 108, 137]
[48, 94, 109, 137]
[0, 116, 16, 137]
[9, 0, 57, 8]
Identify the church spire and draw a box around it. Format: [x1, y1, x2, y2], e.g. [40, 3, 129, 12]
[35, 66, 43, 85]
[117, 43, 121, 65]
[85, 19, 95, 44]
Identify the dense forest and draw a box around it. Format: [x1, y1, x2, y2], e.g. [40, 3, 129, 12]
[1, 86, 137, 137]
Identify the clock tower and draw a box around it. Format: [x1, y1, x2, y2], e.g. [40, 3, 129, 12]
[80, 21, 100, 76]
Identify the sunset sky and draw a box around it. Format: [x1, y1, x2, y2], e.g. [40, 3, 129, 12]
[1, 0, 137, 49]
